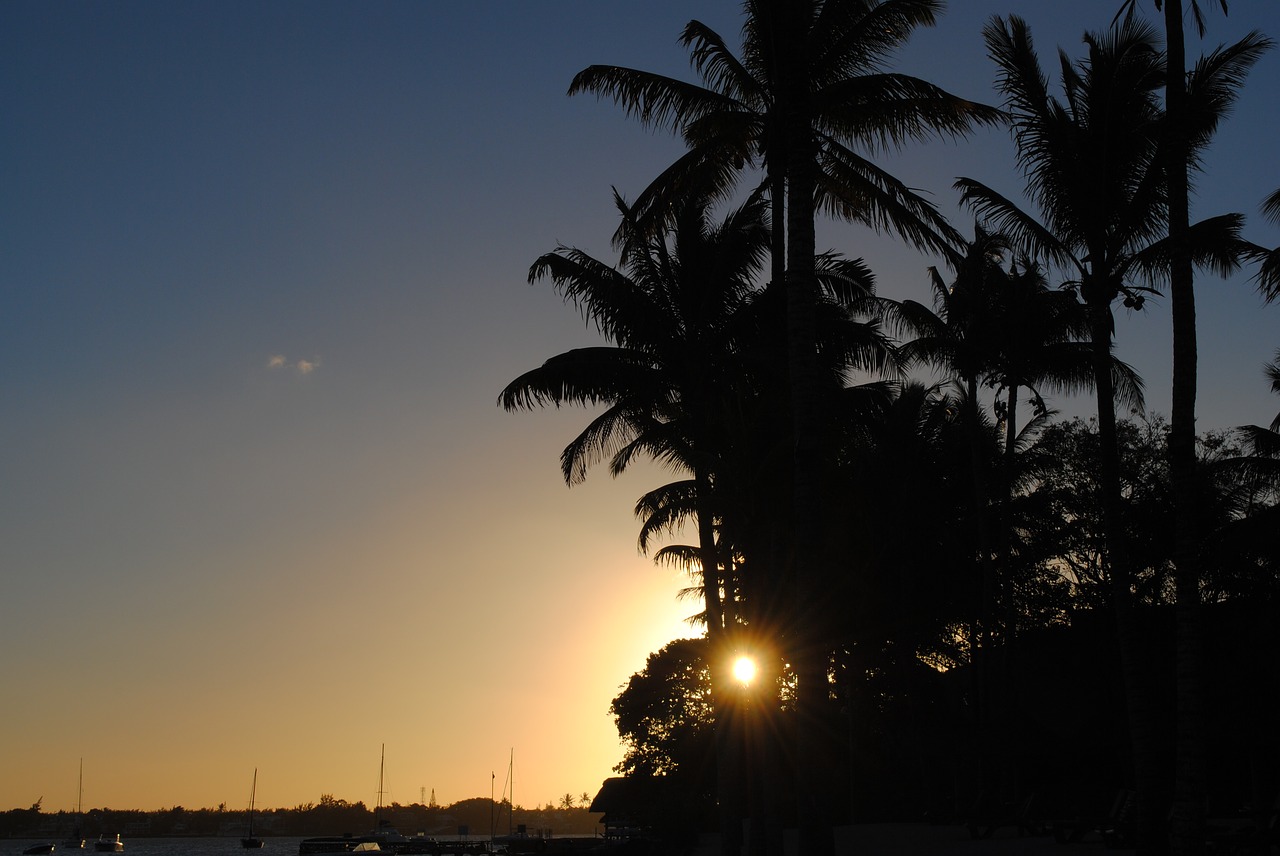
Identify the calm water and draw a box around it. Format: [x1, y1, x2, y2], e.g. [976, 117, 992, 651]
[9, 840, 313, 856]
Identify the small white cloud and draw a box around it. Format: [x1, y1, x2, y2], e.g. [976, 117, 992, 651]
[266, 354, 321, 375]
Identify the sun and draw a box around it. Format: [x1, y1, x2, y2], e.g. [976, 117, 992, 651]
[732, 655, 757, 685]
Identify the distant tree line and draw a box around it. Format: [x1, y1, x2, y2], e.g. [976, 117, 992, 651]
[0, 798, 602, 839]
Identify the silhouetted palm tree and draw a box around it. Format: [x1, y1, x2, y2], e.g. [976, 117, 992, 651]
[501, 187, 772, 648]
[893, 227, 1135, 799]
[1116, 7, 1268, 845]
[500, 186, 896, 852]
[959, 15, 1263, 850]
[892, 228, 1011, 675]
[957, 17, 1167, 849]
[500, 189, 770, 853]
[894, 229, 1129, 626]
[571, 7, 999, 848]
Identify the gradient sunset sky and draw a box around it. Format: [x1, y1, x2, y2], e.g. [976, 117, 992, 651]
[3, 1, 1278, 813]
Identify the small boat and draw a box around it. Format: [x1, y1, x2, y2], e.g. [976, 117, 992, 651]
[92, 835, 122, 853]
[23, 845, 55, 855]
[241, 768, 264, 848]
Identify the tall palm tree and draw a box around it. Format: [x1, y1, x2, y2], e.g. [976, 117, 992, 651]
[894, 227, 1138, 798]
[894, 231, 1131, 625]
[1116, 6, 1269, 847]
[953, 16, 1256, 851]
[893, 228, 1011, 669]
[571, 8, 998, 848]
[500, 185, 894, 853]
[1164, 22, 1268, 856]
[500, 189, 769, 854]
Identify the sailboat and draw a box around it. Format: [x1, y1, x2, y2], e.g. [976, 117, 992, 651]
[62, 759, 85, 850]
[241, 768, 264, 848]
[299, 747, 398, 856]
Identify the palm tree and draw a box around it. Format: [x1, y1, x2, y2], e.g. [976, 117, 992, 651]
[571, 8, 999, 848]
[961, 14, 1267, 850]
[619, 242, 898, 854]
[1164, 25, 1270, 856]
[892, 228, 1011, 679]
[895, 231, 1127, 618]
[500, 189, 769, 854]
[893, 227, 1137, 798]
[500, 184, 895, 852]
[1117, 6, 1269, 846]
[955, 16, 1232, 851]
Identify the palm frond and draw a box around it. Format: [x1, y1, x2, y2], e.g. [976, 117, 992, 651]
[497, 347, 660, 411]
[682, 19, 764, 105]
[1111, 357, 1146, 414]
[560, 403, 647, 486]
[528, 249, 674, 347]
[1128, 213, 1247, 283]
[954, 178, 1077, 272]
[1262, 188, 1280, 226]
[568, 65, 732, 132]
[818, 72, 1004, 153]
[635, 479, 700, 553]
[817, 140, 964, 255]
[1184, 32, 1275, 166]
[817, 0, 943, 80]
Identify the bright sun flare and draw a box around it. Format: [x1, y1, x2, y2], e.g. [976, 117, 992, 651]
[732, 656, 757, 685]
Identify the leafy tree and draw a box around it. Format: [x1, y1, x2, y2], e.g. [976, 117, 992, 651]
[611, 638, 715, 783]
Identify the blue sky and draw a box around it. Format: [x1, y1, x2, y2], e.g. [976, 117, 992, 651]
[3, 0, 1279, 812]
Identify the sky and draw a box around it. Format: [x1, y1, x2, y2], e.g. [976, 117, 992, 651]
[3, 0, 1279, 814]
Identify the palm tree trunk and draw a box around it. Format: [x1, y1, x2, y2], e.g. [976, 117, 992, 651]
[1163, 6, 1207, 855]
[1088, 299, 1167, 855]
[1001, 383, 1019, 636]
[769, 142, 787, 296]
[963, 375, 997, 799]
[782, 44, 835, 856]
[698, 476, 744, 856]
[999, 383, 1028, 801]
[787, 217, 834, 855]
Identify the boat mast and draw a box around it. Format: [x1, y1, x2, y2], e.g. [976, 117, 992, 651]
[377, 744, 385, 826]
[508, 749, 513, 837]
[248, 769, 257, 836]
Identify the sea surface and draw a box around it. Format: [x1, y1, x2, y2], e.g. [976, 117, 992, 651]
[10, 840, 317, 856]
